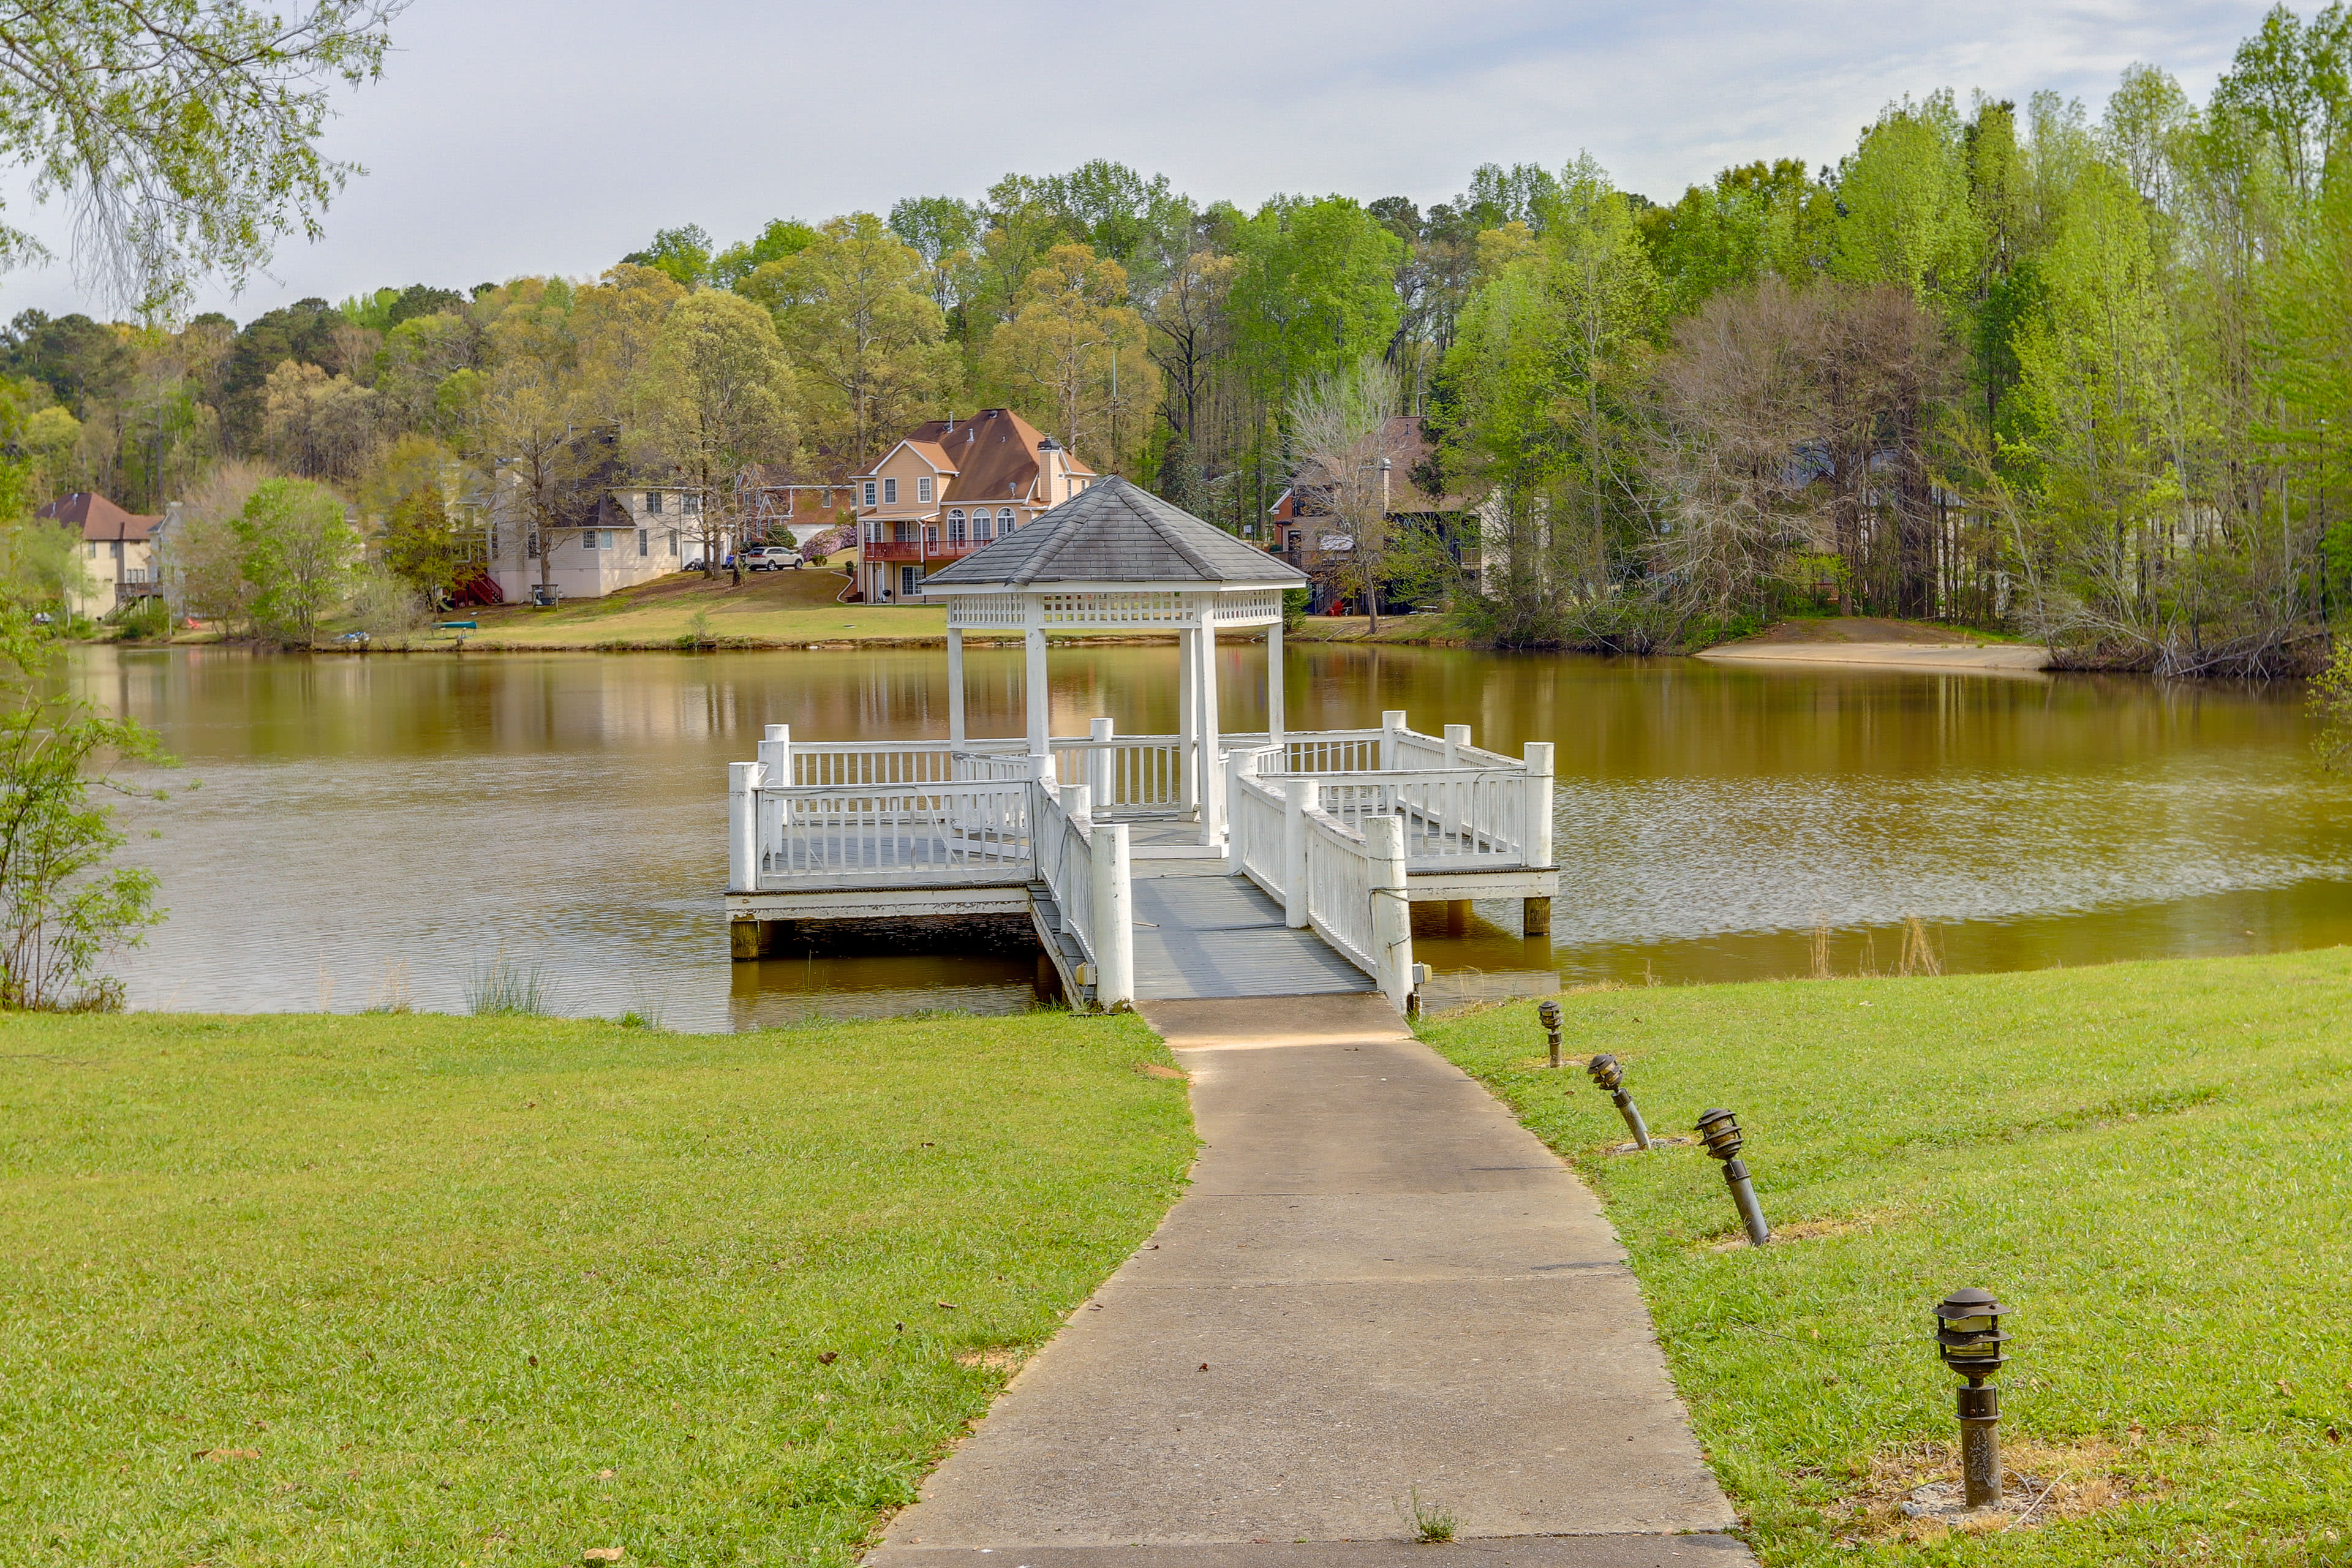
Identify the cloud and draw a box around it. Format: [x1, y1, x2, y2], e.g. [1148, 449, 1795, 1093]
[0, 0, 2272, 320]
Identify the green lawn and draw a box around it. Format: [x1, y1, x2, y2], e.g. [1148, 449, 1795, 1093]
[1422, 952, 2352, 1567]
[0, 1010, 1194, 1567]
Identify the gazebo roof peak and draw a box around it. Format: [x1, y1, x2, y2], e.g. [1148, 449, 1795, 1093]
[921, 475, 1308, 594]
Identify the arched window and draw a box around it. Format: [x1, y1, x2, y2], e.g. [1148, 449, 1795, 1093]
[947, 508, 965, 545]
[971, 508, 992, 541]
[998, 508, 1017, 533]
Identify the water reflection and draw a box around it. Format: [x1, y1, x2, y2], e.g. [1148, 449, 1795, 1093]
[79, 643, 2352, 1030]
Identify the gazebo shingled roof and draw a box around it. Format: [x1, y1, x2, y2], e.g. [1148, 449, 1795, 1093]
[921, 476, 1307, 590]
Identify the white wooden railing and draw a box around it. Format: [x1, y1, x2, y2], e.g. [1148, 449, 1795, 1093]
[1226, 760, 1412, 1009]
[1031, 781, 1134, 1007]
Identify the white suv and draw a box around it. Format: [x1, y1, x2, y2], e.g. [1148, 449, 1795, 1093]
[740, 545, 802, 571]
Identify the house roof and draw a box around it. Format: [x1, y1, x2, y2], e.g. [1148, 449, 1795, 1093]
[858, 408, 1097, 502]
[1280, 415, 1477, 515]
[37, 492, 159, 541]
[922, 476, 1308, 592]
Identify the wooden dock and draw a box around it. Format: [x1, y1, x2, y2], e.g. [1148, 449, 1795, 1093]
[725, 715, 1558, 1015]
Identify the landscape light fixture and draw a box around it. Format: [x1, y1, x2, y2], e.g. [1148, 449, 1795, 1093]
[1934, 1287, 2010, 1510]
[1538, 1000, 1563, 1069]
[1585, 1052, 1653, 1150]
[1695, 1108, 1770, 1245]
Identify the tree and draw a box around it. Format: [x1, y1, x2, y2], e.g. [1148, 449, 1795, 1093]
[260, 358, 377, 479]
[982, 244, 1157, 471]
[0, 605, 166, 1011]
[0, 1, 403, 314]
[638, 291, 797, 577]
[746, 213, 952, 469]
[1230, 197, 1406, 401]
[1286, 355, 1411, 629]
[712, 218, 819, 290]
[233, 476, 356, 645]
[467, 277, 581, 597]
[622, 224, 712, 289]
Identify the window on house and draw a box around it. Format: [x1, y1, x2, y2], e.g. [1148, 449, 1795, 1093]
[85, 541, 97, 559]
[917, 476, 933, 503]
[683, 492, 699, 515]
[668, 529, 678, 554]
[947, 509, 965, 545]
[924, 525, 938, 548]
[645, 491, 662, 514]
[863, 481, 877, 507]
[638, 529, 648, 557]
[111, 540, 123, 559]
[972, 510, 992, 541]
[581, 529, 597, 551]
[892, 521, 915, 543]
[527, 530, 540, 559]
[883, 478, 898, 504]
[998, 508, 1016, 533]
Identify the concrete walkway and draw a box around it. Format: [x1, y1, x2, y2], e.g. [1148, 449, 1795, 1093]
[867, 995, 1749, 1567]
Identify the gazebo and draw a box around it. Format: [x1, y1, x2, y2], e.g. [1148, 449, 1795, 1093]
[919, 477, 1311, 846]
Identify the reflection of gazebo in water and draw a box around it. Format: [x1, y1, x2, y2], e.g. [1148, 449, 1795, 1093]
[725, 477, 1558, 1014]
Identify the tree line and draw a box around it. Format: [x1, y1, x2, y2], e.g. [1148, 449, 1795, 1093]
[1, 4, 2346, 671]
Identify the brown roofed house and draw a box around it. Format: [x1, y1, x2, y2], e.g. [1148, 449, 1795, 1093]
[850, 409, 1098, 604]
[36, 491, 163, 618]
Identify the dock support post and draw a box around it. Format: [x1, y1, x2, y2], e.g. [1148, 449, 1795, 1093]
[1523, 897, 1553, 938]
[1381, 709, 1408, 771]
[1198, 619, 1223, 848]
[728, 760, 758, 893]
[730, 918, 759, 962]
[1266, 618, 1286, 752]
[1366, 814, 1414, 1014]
[1091, 821, 1133, 1009]
[1087, 717, 1114, 812]
[946, 629, 966, 748]
[1283, 777, 1316, 928]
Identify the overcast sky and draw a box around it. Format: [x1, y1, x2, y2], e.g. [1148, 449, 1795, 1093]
[2, 0, 2278, 322]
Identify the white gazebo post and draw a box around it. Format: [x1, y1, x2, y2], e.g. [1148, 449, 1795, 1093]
[1177, 620, 1198, 819]
[1266, 615, 1285, 751]
[1023, 600, 1049, 771]
[946, 627, 966, 748]
[1196, 599, 1223, 846]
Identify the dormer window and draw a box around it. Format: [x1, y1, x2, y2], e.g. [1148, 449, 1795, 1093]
[917, 477, 934, 503]
[883, 478, 898, 504]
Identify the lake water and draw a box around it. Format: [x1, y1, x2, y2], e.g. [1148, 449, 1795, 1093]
[79, 641, 2352, 1030]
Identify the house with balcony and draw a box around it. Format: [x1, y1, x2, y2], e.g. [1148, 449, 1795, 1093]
[1263, 416, 1486, 611]
[37, 491, 161, 618]
[851, 408, 1096, 603]
[738, 464, 853, 553]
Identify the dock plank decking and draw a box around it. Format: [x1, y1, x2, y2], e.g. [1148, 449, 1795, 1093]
[1129, 875, 1370, 1001]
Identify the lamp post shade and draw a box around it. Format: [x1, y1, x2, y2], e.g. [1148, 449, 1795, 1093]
[1586, 1052, 1624, 1093]
[1934, 1287, 2010, 1379]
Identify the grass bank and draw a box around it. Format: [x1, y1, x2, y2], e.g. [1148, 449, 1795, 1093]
[1422, 951, 2352, 1566]
[0, 1009, 1194, 1566]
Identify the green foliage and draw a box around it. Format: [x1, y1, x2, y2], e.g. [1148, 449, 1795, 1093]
[0, 1008, 1191, 1564]
[0, 2, 399, 315]
[1230, 196, 1406, 401]
[622, 223, 714, 289]
[232, 477, 357, 647]
[0, 605, 168, 1011]
[712, 217, 820, 290]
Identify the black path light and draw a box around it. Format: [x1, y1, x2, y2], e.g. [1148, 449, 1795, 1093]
[1585, 1053, 1653, 1150]
[1539, 1000, 1564, 1070]
[1934, 1287, 2010, 1510]
[1695, 1108, 1770, 1245]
